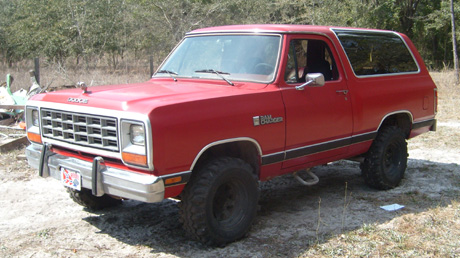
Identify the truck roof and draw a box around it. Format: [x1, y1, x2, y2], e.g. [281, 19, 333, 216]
[187, 24, 393, 36]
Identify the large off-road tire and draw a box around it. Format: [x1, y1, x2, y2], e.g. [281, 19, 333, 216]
[67, 188, 122, 210]
[361, 126, 408, 190]
[179, 157, 259, 246]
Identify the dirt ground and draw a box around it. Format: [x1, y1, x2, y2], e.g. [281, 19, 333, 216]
[0, 121, 459, 257]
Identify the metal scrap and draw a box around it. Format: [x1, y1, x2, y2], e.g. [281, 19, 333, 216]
[0, 73, 38, 151]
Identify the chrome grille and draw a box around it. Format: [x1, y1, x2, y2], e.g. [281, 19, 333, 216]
[41, 108, 118, 151]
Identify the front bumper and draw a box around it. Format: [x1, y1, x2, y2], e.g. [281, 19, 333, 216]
[26, 144, 165, 203]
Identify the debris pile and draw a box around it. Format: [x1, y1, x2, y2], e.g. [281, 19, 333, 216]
[0, 71, 43, 151]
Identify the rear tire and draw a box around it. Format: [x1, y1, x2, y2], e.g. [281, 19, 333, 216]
[179, 157, 259, 246]
[361, 126, 408, 190]
[67, 188, 122, 210]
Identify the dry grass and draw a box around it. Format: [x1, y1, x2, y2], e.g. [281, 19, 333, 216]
[430, 70, 460, 122]
[408, 71, 460, 152]
[0, 60, 153, 93]
[301, 201, 460, 257]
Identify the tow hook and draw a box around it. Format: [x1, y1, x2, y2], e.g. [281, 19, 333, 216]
[293, 169, 319, 186]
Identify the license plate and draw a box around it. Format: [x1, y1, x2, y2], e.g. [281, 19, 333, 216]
[61, 167, 81, 191]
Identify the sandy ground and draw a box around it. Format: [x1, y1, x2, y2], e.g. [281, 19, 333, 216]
[0, 123, 458, 258]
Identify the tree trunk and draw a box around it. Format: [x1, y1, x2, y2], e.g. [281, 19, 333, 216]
[451, 0, 459, 83]
[397, 0, 420, 37]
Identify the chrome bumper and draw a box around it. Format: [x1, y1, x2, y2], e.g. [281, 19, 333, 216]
[26, 144, 165, 203]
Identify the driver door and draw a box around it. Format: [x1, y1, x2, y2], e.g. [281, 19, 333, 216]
[281, 35, 353, 169]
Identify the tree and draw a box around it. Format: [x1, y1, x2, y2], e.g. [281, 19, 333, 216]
[0, 0, 459, 71]
[5, 0, 74, 64]
[0, 0, 17, 66]
[451, 0, 459, 82]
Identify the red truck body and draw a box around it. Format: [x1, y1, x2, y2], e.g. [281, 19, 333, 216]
[25, 24, 437, 245]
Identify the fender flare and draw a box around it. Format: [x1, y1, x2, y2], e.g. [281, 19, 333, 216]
[189, 137, 263, 171]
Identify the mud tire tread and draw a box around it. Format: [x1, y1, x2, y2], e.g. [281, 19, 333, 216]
[179, 157, 259, 246]
[362, 126, 408, 190]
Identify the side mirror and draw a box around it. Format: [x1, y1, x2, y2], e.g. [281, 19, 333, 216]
[295, 73, 325, 91]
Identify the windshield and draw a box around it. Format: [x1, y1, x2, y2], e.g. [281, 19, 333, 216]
[155, 34, 281, 83]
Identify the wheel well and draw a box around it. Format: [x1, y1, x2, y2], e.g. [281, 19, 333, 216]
[192, 141, 260, 179]
[379, 113, 412, 138]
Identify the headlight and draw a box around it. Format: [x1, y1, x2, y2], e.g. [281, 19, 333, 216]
[26, 107, 42, 144]
[32, 110, 39, 126]
[130, 124, 145, 146]
[121, 120, 149, 168]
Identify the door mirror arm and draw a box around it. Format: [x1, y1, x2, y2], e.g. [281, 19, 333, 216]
[295, 73, 325, 91]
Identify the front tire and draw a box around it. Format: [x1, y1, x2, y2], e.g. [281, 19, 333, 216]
[361, 126, 408, 190]
[179, 157, 259, 246]
[67, 188, 122, 210]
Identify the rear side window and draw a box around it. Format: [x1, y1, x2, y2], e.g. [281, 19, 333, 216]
[334, 29, 419, 76]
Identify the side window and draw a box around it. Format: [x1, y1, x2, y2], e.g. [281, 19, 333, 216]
[334, 30, 419, 76]
[284, 39, 339, 84]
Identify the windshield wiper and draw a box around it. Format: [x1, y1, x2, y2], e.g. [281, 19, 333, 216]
[157, 69, 178, 82]
[195, 69, 234, 86]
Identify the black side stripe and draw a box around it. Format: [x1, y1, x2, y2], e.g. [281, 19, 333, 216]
[351, 131, 378, 144]
[412, 119, 436, 130]
[285, 137, 352, 160]
[261, 132, 377, 166]
[261, 152, 285, 165]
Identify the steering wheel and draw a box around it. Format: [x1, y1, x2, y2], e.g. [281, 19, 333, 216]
[254, 63, 274, 75]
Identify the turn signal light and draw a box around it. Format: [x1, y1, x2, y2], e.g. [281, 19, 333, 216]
[164, 176, 182, 185]
[27, 132, 42, 144]
[122, 152, 147, 167]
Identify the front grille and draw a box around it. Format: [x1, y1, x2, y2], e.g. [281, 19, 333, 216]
[41, 108, 119, 152]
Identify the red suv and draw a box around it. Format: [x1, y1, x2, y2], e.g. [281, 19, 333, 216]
[25, 25, 437, 245]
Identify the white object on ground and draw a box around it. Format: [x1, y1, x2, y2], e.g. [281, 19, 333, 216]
[380, 203, 405, 211]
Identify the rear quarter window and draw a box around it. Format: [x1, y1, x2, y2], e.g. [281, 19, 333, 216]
[334, 29, 419, 77]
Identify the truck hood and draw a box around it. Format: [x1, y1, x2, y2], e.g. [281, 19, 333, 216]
[30, 79, 267, 114]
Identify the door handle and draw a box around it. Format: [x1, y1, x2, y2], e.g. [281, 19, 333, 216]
[336, 90, 349, 95]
